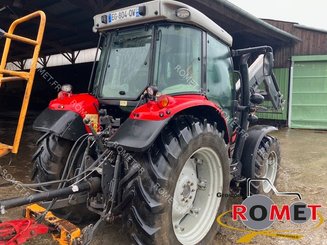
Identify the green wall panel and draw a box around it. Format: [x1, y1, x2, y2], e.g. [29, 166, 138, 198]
[290, 55, 327, 129]
[257, 68, 289, 121]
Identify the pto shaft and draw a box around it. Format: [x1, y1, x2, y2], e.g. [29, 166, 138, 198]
[0, 177, 100, 214]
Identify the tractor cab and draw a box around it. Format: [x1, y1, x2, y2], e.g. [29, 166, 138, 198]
[91, 0, 234, 120]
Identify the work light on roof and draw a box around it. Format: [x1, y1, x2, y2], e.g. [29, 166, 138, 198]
[176, 8, 191, 19]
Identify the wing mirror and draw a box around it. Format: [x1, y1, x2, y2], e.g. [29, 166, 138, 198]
[263, 52, 274, 76]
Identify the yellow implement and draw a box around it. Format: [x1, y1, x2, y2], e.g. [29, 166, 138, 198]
[25, 204, 82, 245]
[0, 11, 46, 157]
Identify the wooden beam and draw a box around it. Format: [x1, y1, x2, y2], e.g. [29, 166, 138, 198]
[7, 2, 86, 34]
[67, 0, 121, 14]
[43, 40, 73, 54]
[102, 0, 120, 12]
[67, 0, 98, 14]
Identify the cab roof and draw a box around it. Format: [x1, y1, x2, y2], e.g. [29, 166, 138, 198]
[93, 0, 233, 46]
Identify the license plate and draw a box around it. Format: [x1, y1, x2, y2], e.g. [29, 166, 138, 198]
[108, 7, 140, 23]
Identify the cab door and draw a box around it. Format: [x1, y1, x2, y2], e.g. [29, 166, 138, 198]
[206, 34, 234, 119]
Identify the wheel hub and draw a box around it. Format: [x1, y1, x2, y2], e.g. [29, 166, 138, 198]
[175, 162, 198, 209]
[179, 180, 196, 204]
[182, 183, 191, 198]
[172, 147, 223, 245]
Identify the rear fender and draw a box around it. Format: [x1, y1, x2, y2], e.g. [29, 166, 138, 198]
[33, 108, 87, 141]
[33, 93, 99, 141]
[111, 95, 230, 152]
[109, 117, 170, 152]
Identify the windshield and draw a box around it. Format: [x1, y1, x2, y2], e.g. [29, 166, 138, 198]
[94, 24, 202, 100]
[98, 27, 152, 99]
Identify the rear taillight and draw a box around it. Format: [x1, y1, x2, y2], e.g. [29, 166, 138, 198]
[157, 95, 170, 109]
[58, 91, 72, 99]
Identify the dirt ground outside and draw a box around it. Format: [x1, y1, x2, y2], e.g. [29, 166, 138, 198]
[0, 113, 326, 245]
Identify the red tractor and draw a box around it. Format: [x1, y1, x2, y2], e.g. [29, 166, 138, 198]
[0, 1, 283, 244]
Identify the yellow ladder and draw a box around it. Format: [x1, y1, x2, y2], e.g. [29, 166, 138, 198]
[0, 11, 46, 157]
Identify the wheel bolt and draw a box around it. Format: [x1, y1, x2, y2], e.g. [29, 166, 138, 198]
[175, 225, 185, 232]
[195, 158, 204, 165]
[191, 189, 195, 192]
[187, 181, 191, 184]
[190, 183, 194, 186]
[189, 196, 192, 199]
[185, 200, 188, 203]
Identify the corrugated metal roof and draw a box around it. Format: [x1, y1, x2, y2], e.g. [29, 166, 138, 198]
[0, 0, 298, 62]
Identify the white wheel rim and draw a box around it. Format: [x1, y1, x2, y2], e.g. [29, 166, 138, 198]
[262, 151, 278, 193]
[172, 147, 223, 245]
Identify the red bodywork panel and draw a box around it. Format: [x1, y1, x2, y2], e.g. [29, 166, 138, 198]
[49, 93, 99, 117]
[47, 93, 229, 141]
[130, 94, 229, 140]
[49, 93, 99, 132]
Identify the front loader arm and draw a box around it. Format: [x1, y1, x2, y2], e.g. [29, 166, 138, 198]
[236, 54, 284, 110]
[248, 54, 284, 110]
[231, 46, 283, 175]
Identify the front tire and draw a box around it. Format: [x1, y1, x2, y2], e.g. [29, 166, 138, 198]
[245, 135, 281, 195]
[122, 116, 230, 245]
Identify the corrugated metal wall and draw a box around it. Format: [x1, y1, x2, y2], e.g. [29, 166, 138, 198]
[257, 68, 289, 121]
[290, 55, 327, 129]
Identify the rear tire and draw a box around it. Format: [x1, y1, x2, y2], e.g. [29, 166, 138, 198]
[32, 133, 96, 224]
[32, 133, 73, 189]
[122, 116, 230, 245]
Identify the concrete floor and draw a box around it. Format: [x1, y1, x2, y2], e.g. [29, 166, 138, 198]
[0, 113, 326, 244]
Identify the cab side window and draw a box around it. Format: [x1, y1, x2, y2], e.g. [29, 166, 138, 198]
[206, 34, 234, 115]
[154, 25, 202, 95]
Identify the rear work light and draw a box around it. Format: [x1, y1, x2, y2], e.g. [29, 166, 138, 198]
[58, 84, 73, 99]
[61, 84, 72, 93]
